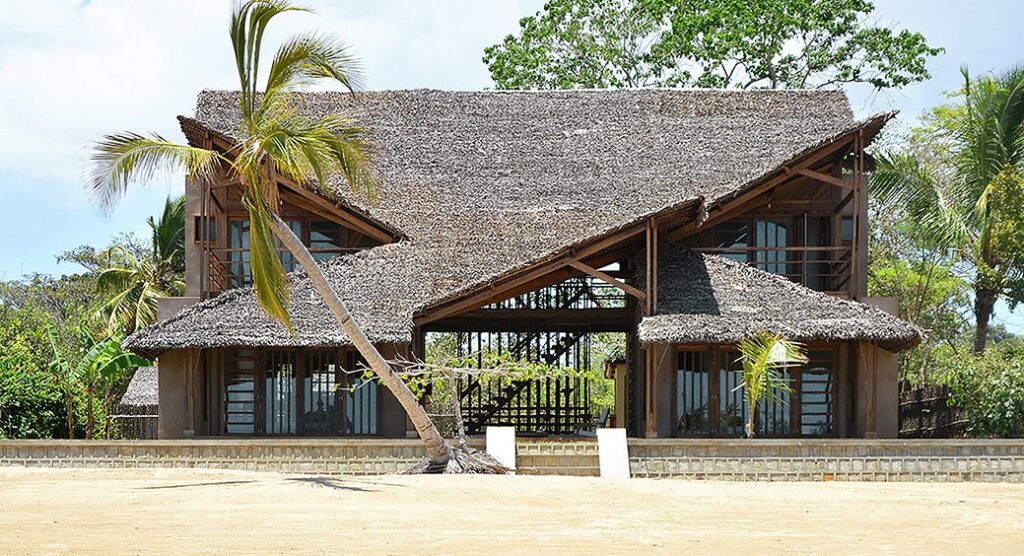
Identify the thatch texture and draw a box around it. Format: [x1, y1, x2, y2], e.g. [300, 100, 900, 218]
[125, 89, 899, 356]
[119, 367, 158, 407]
[639, 250, 922, 351]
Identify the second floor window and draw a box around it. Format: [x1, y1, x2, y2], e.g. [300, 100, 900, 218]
[228, 218, 345, 288]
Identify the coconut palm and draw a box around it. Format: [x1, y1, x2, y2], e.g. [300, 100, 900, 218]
[736, 332, 806, 438]
[96, 196, 186, 333]
[88, 0, 452, 466]
[872, 65, 1024, 353]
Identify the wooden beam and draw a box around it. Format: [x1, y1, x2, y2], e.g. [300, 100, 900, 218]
[796, 167, 852, 190]
[414, 223, 647, 325]
[567, 260, 646, 301]
[424, 307, 634, 333]
[663, 136, 856, 242]
[207, 133, 396, 244]
[275, 176, 395, 244]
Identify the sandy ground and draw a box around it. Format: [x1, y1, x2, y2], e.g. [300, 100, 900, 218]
[1, 469, 1023, 555]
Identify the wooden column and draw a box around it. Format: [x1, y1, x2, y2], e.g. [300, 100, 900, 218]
[644, 218, 659, 437]
[864, 341, 878, 438]
[852, 131, 868, 299]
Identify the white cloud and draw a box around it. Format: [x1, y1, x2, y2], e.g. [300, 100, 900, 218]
[0, 0, 541, 201]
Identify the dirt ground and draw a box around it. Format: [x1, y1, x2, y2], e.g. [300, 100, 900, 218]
[1, 468, 1022, 555]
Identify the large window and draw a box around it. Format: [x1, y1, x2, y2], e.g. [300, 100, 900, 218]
[228, 218, 344, 287]
[705, 217, 852, 292]
[219, 348, 379, 436]
[674, 346, 836, 437]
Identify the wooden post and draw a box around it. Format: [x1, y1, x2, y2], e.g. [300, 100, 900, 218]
[865, 341, 878, 438]
[644, 218, 659, 437]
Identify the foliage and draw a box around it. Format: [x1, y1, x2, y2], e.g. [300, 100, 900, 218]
[946, 345, 1024, 437]
[47, 323, 150, 439]
[736, 332, 806, 438]
[88, 0, 372, 331]
[95, 195, 186, 334]
[483, 0, 941, 90]
[871, 64, 1024, 352]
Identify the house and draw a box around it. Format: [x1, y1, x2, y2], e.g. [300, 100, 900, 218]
[124, 88, 921, 440]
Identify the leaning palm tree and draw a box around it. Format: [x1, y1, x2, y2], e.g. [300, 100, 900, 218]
[736, 332, 806, 438]
[96, 196, 186, 333]
[88, 0, 457, 469]
[872, 65, 1024, 353]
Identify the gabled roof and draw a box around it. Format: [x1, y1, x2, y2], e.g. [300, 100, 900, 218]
[125, 88, 897, 357]
[639, 251, 922, 351]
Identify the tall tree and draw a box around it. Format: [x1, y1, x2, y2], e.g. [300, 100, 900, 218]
[94, 196, 186, 333]
[872, 65, 1024, 353]
[88, 0, 454, 467]
[484, 0, 941, 90]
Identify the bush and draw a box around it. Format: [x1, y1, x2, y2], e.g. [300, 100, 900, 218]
[946, 347, 1024, 438]
[0, 341, 67, 439]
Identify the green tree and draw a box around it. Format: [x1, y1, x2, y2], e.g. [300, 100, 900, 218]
[89, 1, 454, 468]
[484, 0, 941, 90]
[94, 196, 186, 335]
[872, 65, 1024, 353]
[736, 332, 806, 438]
[95, 196, 186, 334]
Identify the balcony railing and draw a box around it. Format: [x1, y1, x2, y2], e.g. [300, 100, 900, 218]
[700, 245, 853, 294]
[203, 246, 363, 296]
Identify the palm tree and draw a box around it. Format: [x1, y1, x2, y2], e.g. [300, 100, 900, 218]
[96, 196, 186, 333]
[736, 332, 806, 438]
[88, 0, 452, 466]
[872, 65, 1024, 353]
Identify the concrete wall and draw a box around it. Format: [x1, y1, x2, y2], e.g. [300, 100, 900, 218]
[157, 349, 193, 439]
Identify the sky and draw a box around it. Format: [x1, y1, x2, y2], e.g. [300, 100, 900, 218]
[0, 0, 1022, 331]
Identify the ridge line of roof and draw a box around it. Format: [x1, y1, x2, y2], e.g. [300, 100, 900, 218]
[413, 111, 894, 317]
[196, 87, 854, 96]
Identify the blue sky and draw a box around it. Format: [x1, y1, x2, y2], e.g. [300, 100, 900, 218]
[0, 0, 1022, 331]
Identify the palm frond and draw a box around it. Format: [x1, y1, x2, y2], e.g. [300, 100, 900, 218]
[150, 195, 186, 271]
[230, 0, 309, 125]
[88, 132, 222, 214]
[263, 31, 364, 106]
[871, 152, 973, 249]
[251, 112, 375, 199]
[244, 192, 293, 331]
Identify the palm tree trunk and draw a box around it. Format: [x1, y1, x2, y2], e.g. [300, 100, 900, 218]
[86, 386, 95, 439]
[268, 214, 451, 465]
[973, 286, 997, 353]
[65, 392, 75, 439]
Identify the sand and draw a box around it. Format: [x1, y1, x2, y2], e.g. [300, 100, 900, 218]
[1, 468, 1022, 554]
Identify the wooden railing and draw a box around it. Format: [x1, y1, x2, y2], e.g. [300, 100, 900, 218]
[700, 245, 853, 294]
[202, 246, 361, 296]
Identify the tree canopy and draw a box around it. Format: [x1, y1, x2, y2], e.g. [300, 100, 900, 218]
[484, 0, 942, 90]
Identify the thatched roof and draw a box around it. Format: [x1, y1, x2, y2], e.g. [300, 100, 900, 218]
[119, 367, 158, 407]
[126, 88, 899, 356]
[639, 251, 922, 351]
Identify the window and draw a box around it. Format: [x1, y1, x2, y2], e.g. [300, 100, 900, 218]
[220, 348, 380, 436]
[674, 346, 837, 438]
[227, 218, 345, 286]
[224, 350, 257, 434]
[194, 216, 216, 242]
[676, 350, 710, 435]
[310, 220, 344, 262]
[799, 351, 835, 436]
[754, 220, 788, 275]
[714, 221, 749, 263]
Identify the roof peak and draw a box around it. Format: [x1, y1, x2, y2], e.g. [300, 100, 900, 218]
[198, 87, 850, 97]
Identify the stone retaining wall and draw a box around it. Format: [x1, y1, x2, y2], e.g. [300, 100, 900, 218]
[629, 439, 1024, 482]
[3, 439, 1023, 481]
